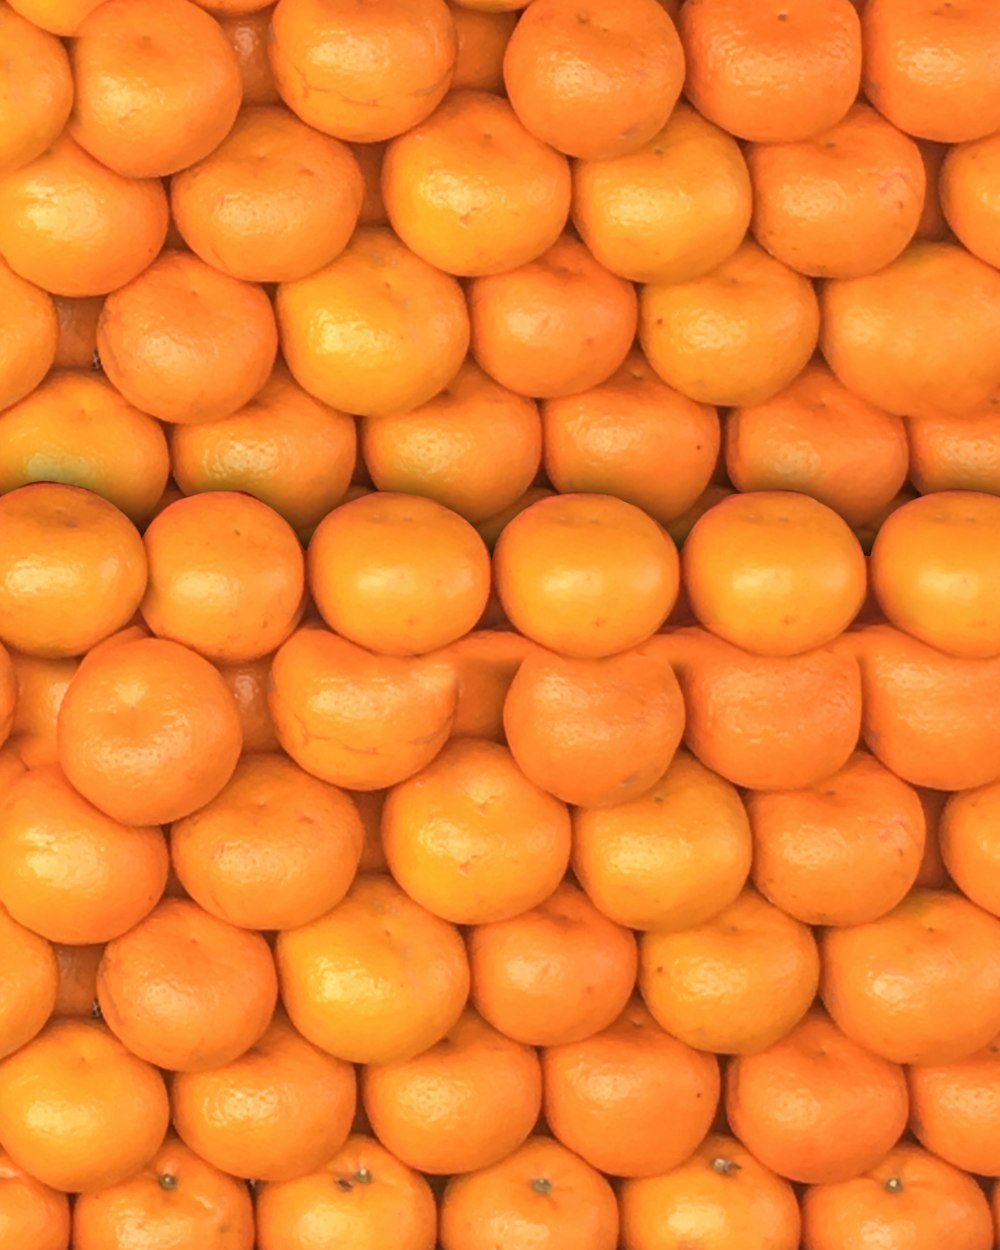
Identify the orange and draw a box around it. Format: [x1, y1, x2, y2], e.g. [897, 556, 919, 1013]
[0, 1150, 69, 1250]
[255, 1133, 437, 1250]
[270, 627, 457, 790]
[0, 766, 167, 945]
[909, 1039, 1000, 1177]
[749, 750, 926, 926]
[97, 897, 277, 1072]
[276, 873, 470, 1065]
[0, 483, 146, 659]
[871, 491, 1000, 658]
[727, 1007, 908, 1184]
[725, 359, 909, 529]
[276, 225, 469, 418]
[748, 103, 924, 279]
[5, 648, 75, 767]
[361, 360, 542, 524]
[916, 786, 950, 889]
[0, 4, 72, 176]
[476, 484, 554, 551]
[0, 371, 170, 524]
[0, 745, 26, 790]
[308, 492, 490, 656]
[502, 0, 683, 161]
[5, 0, 101, 32]
[439, 1136, 618, 1250]
[639, 887, 820, 1057]
[219, 7, 280, 106]
[468, 881, 637, 1047]
[862, 0, 1000, 143]
[58, 634, 243, 825]
[351, 141, 389, 227]
[353, 788, 389, 874]
[0, 902, 57, 1061]
[168, 364, 356, 538]
[70, 0, 241, 179]
[543, 998, 720, 1178]
[572, 749, 752, 931]
[820, 241, 1000, 419]
[801, 1142, 994, 1250]
[640, 240, 820, 407]
[908, 410, 1000, 496]
[97, 250, 278, 425]
[0, 642, 15, 751]
[435, 628, 538, 742]
[381, 737, 570, 924]
[682, 490, 867, 656]
[679, 0, 861, 142]
[171, 1013, 355, 1183]
[503, 645, 685, 808]
[941, 131, 1000, 268]
[542, 349, 720, 526]
[52, 296, 103, 370]
[0, 1018, 169, 1193]
[821, 887, 1000, 1064]
[941, 779, 1000, 918]
[572, 102, 752, 286]
[915, 136, 949, 240]
[72, 1133, 254, 1250]
[0, 135, 168, 299]
[493, 492, 679, 658]
[468, 234, 637, 399]
[0, 260, 59, 413]
[853, 623, 1000, 790]
[450, 4, 516, 92]
[382, 89, 571, 277]
[51, 943, 102, 1019]
[212, 654, 279, 756]
[362, 1008, 541, 1175]
[171, 104, 363, 283]
[269, 0, 456, 142]
[620, 1133, 800, 1250]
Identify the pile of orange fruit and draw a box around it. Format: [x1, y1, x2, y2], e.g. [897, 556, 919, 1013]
[6, 0, 1000, 1247]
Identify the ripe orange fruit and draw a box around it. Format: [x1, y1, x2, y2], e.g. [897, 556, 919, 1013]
[800, 1142, 994, 1250]
[0, 643, 15, 751]
[5, 0, 101, 32]
[308, 493, 490, 656]
[820, 240, 1000, 419]
[725, 359, 909, 529]
[0, 1149, 70, 1250]
[219, 8, 280, 106]
[679, 0, 861, 142]
[97, 897, 277, 1072]
[382, 89, 571, 277]
[58, 634, 243, 825]
[277, 225, 469, 418]
[907, 410, 1000, 496]
[7, 650, 77, 772]
[0, 4, 72, 176]
[909, 1039, 1000, 1177]
[352, 141, 389, 226]
[0, 257, 57, 413]
[639, 887, 820, 1056]
[450, 4, 516, 92]
[0, 483, 146, 659]
[503, 646, 685, 808]
[475, 484, 555, 551]
[0, 745, 26, 791]
[0, 1018, 169, 1193]
[269, 0, 457, 142]
[214, 654, 280, 755]
[171, 753, 363, 931]
[255, 1133, 437, 1250]
[543, 998, 720, 1178]
[619, 1133, 801, 1250]
[502, 0, 683, 161]
[51, 943, 101, 1019]
[439, 1136, 619, 1250]
[493, 493, 679, 658]
[941, 130, 1000, 269]
[821, 888, 1000, 1064]
[277, 873, 469, 1065]
[941, 779, 1000, 917]
[69, 0, 242, 178]
[433, 628, 538, 743]
[363, 1008, 541, 1174]
[52, 295, 102, 370]
[97, 250, 278, 425]
[171, 1013, 356, 1182]
[0, 902, 58, 1061]
[640, 240, 820, 407]
[572, 749, 752, 931]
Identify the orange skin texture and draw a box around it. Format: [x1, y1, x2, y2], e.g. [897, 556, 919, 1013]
[382, 90, 572, 278]
[0, 902, 58, 1062]
[907, 410, 1000, 496]
[679, 0, 861, 143]
[450, 4, 517, 92]
[97, 250, 278, 425]
[0, 5, 72, 176]
[468, 235, 638, 399]
[639, 887, 820, 1058]
[941, 130, 1000, 269]
[433, 629, 540, 743]
[571, 749, 751, 932]
[51, 943, 102, 1018]
[0, 744, 27, 790]
[52, 296, 103, 370]
[213, 654, 280, 754]
[0, 258, 57, 413]
[171, 753, 364, 931]
[469, 880, 638, 1048]
[269, 627, 458, 790]
[502, 0, 684, 161]
[909, 1038, 1000, 1178]
[619, 1133, 801, 1250]
[0, 482, 147, 660]
[820, 888, 1000, 1065]
[171, 1014, 356, 1183]
[439, 1135, 619, 1250]
[269, 0, 457, 143]
[69, 0, 242, 179]
[0, 1018, 169, 1194]
[97, 897, 277, 1073]
[255, 1133, 437, 1250]
[0, 1149, 69, 1250]
[0, 641, 14, 749]
[5, 0, 102, 33]
[800, 1142, 994, 1250]
[941, 778, 1000, 918]
[218, 7, 280, 105]
[476, 484, 554, 551]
